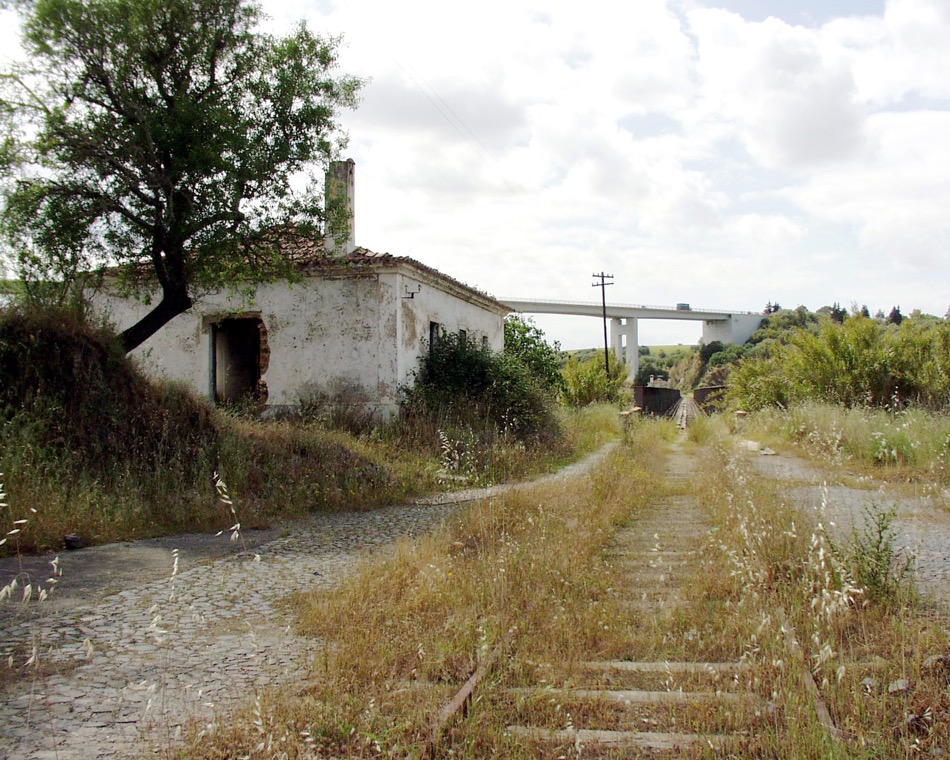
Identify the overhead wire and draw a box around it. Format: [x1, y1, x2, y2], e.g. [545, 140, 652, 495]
[393, 59, 530, 200]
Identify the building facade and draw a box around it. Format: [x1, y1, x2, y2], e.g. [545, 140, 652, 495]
[95, 252, 508, 417]
[94, 161, 508, 417]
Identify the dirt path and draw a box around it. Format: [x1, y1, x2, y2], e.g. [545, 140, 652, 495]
[0, 444, 617, 759]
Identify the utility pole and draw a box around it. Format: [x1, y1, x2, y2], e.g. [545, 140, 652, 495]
[592, 272, 614, 376]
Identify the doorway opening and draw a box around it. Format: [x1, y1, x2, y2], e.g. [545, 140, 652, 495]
[210, 316, 268, 405]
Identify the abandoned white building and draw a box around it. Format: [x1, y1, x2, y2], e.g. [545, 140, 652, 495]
[94, 161, 509, 417]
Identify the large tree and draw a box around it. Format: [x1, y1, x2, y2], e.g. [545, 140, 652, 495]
[0, 0, 362, 351]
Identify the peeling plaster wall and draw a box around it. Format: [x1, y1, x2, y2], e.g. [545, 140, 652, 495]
[97, 275, 384, 410]
[388, 270, 506, 390]
[95, 265, 506, 417]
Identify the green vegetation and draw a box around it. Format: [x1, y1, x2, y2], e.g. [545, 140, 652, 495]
[633, 344, 687, 385]
[0, 308, 411, 553]
[561, 351, 627, 406]
[402, 330, 559, 443]
[504, 315, 565, 394]
[0, 308, 594, 553]
[729, 315, 950, 411]
[740, 402, 950, 485]
[0, 0, 361, 351]
[699, 432, 948, 758]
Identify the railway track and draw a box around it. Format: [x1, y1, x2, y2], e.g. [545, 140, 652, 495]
[494, 436, 769, 756]
[670, 396, 704, 429]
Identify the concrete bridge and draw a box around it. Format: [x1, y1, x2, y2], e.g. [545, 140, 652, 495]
[499, 298, 763, 379]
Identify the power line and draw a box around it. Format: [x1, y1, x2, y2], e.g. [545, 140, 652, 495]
[394, 59, 528, 199]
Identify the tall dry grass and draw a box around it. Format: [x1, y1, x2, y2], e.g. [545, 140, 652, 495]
[741, 402, 950, 488]
[163, 412, 947, 757]
[178, 418, 666, 757]
[699, 437, 949, 757]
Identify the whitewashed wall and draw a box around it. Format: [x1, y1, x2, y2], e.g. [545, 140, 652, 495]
[95, 261, 507, 416]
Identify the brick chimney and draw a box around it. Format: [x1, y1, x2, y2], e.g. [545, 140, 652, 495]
[324, 159, 356, 255]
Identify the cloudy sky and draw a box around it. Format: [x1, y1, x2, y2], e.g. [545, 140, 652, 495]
[4, 0, 950, 347]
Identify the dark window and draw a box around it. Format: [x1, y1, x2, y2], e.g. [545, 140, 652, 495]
[429, 321, 441, 350]
[459, 329, 467, 343]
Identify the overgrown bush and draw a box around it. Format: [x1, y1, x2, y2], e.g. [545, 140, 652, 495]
[562, 352, 626, 406]
[729, 316, 950, 411]
[503, 314, 565, 394]
[401, 331, 559, 443]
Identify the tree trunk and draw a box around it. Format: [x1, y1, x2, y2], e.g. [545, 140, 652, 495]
[120, 287, 193, 353]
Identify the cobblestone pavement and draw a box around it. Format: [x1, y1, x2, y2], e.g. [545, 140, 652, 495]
[744, 443, 950, 613]
[0, 445, 616, 759]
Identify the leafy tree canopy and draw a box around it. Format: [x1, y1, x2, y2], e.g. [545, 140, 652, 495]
[503, 315, 565, 394]
[562, 352, 626, 407]
[0, 0, 362, 351]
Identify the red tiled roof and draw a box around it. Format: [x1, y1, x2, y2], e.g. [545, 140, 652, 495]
[280, 234, 504, 309]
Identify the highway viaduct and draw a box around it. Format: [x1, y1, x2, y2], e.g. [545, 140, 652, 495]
[499, 299, 763, 380]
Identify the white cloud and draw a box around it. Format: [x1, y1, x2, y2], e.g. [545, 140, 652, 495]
[5, 0, 950, 347]
[729, 214, 807, 248]
[258, 0, 950, 342]
[688, 9, 867, 168]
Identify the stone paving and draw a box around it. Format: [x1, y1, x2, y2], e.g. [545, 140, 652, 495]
[0, 502, 462, 758]
[0, 445, 616, 759]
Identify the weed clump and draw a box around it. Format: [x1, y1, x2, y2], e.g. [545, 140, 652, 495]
[0, 307, 218, 476]
[0, 308, 408, 551]
[833, 503, 915, 606]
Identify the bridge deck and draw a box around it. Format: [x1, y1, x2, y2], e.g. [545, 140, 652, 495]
[499, 298, 756, 321]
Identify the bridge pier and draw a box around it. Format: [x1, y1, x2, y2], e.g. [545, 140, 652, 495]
[609, 317, 639, 380]
[610, 318, 622, 366]
[499, 300, 763, 381]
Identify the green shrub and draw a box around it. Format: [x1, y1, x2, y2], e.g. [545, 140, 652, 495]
[504, 315, 565, 394]
[402, 331, 559, 443]
[729, 316, 950, 411]
[562, 352, 626, 406]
